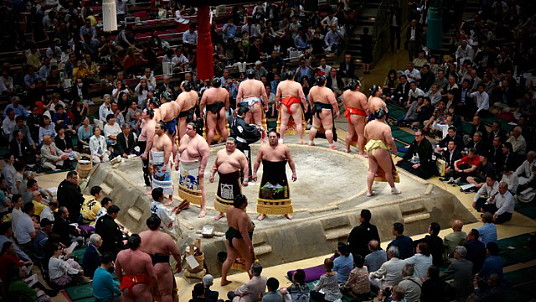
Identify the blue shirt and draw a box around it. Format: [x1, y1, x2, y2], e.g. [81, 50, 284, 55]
[479, 255, 503, 281]
[477, 223, 497, 246]
[388, 235, 415, 260]
[333, 254, 354, 282]
[92, 267, 121, 300]
[222, 24, 238, 40]
[4, 104, 28, 118]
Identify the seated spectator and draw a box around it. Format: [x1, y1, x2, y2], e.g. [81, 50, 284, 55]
[10, 130, 34, 163]
[81, 186, 103, 225]
[441, 246, 473, 300]
[479, 242, 503, 281]
[343, 254, 370, 300]
[506, 126, 526, 156]
[311, 258, 342, 302]
[13, 203, 36, 259]
[387, 223, 414, 260]
[54, 127, 77, 156]
[92, 252, 121, 301]
[466, 153, 495, 190]
[443, 148, 480, 183]
[38, 116, 57, 144]
[348, 209, 380, 258]
[437, 126, 464, 151]
[77, 117, 93, 152]
[2, 109, 16, 139]
[398, 264, 422, 302]
[40, 135, 71, 171]
[413, 97, 434, 127]
[227, 262, 267, 302]
[515, 151, 535, 190]
[0, 241, 32, 282]
[115, 124, 136, 158]
[5, 264, 51, 302]
[415, 222, 444, 267]
[441, 141, 463, 178]
[40, 201, 57, 223]
[83, 234, 102, 278]
[103, 114, 121, 147]
[333, 242, 353, 283]
[464, 229, 486, 274]
[52, 206, 82, 246]
[31, 191, 49, 216]
[48, 242, 90, 287]
[33, 218, 53, 261]
[391, 75, 410, 105]
[405, 81, 425, 109]
[90, 127, 110, 163]
[421, 266, 454, 302]
[0, 222, 31, 262]
[472, 175, 499, 213]
[470, 84, 490, 117]
[263, 277, 282, 302]
[500, 162, 519, 195]
[95, 205, 124, 256]
[477, 213, 497, 246]
[202, 274, 219, 302]
[51, 105, 72, 130]
[369, 246, 404, 289]
[487, 182, 515, 224]
[443, 220, 467, 257]
[472, 273, 504, 302]
[404, 242, 433, 280]
[364, 240, 387, 273]
[398, 130, 435, 179]
[191, 283, 206, 302]
[281, 269, 310, 302]
[95, 197, 113, 226]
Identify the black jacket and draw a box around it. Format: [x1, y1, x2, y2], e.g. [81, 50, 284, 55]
[57, 179, 84, 223]
[116, 132, 136, 155]
[95, 215, 124, 255]
[347, 222, 380, 258]
[442, 147, 463, 168]
[231, 116, 261, 146]
[52, 216, 79, 246]
[403, 138, 434, 169]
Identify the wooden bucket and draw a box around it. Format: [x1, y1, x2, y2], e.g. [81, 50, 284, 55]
[77, 153, 93, 179]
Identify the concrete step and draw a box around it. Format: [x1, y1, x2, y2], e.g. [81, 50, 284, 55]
[254, 244, 273, 256]
[324, 228, 352, 240]
[403, 212, 431, 224]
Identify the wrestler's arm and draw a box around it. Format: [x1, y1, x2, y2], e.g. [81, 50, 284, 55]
[328, 90, 339, 117]
[167, 236, 182, 272]
[236, 84, 243, 109]
[286, 147, 297, 181]
[144, 126, 155, 159]
[240, 153, 249, 186]
[209, 154, 220, 183]
[199, 93, 207, 118]
[198, 140, 210, 177]
[225, 90, 230, 110]
[238, 213, 254, 256]
[384, 128, 398, 156]
[252, 147, 263, 181]
[114, 254, 123, 280]
[275, 85, 282, 108]
[163, 139, 172, 167]
[298, 86, 308, 110]
[261, 83, 268, 111]
[360, 95, 370, 114]
[307, 88, 314, 108]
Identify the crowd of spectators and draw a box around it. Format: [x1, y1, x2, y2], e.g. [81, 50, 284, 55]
[391, 0, 536, 209]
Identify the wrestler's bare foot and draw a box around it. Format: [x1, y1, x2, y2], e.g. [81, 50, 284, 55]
[329, 145, 339, 150]
[298, 140, 305, 145]
[221, 280, 233, 286]
[366, 191, 375, 197]
[164, 198, 173, 206]
[391, 187, 401, 195]
[284, 213, 294, 220]
[308, 142, 315, 146]
[360, 152, 369, 158]
[344, 148, 351, 153]
[214, 212, 226, 220]
[198, 209, 207, 218]
[257, 214, 267, 221]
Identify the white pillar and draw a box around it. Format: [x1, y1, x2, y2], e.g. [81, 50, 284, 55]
[102, 0, 118, 32]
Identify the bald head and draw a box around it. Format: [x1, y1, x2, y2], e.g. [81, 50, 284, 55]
[42, 135, 52, 145]
[368, 240, 380, 252]
[452, 220, 463, 231]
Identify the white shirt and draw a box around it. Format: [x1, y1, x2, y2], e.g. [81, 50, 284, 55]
[183, 30, 198, 45]
[404, 253, 433, 280]
[48, 257, 79, 280]
[150, 201, 176, 233]
[501, 173, 519, 194]
[318, 64, 332, 75]
[104, 123, 121, 140]
[474, 181, 499, 202]
[494, 190, 515, 216]
[469, 91, 489, 112]
[40, 207, 55, 222]
[515, 160, 534, 184]
[1, 118, 16, 137]
[408, 87, 425, 100]
[404, 68, 421, 82]
[506, 135, 526, 155]
[99, 103, 113, 122]
[14, 212, 35, 245]
[90, 135, 107, 156]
